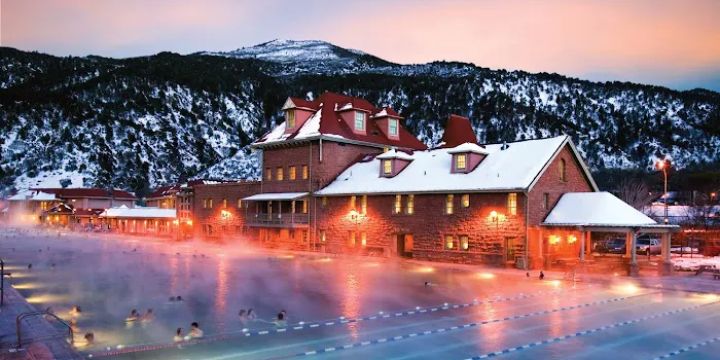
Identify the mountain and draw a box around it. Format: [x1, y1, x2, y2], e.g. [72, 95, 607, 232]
[1, 40, 719, 197]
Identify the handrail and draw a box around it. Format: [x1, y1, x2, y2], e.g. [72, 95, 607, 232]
[17, 310, 74, 348]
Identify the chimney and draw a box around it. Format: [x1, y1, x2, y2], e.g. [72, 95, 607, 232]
[440, 114, 478, 148]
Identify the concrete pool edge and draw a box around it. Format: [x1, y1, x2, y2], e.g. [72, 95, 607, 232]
[0, 284, 83, 360]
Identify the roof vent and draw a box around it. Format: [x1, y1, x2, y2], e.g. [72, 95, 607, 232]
[501, 141, 510, 151]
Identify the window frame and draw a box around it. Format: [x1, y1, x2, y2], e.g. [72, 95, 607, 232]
[388, 118, 399, 136]
[276, 167, 284, 181]
[394, 194, 402, 214]
[302, 165, 309, 179]
[459, 235, 470, 251]
[289, 166, 297, 180]
[444, 235, 457, 250]
[265, 168, 272, 181]
[461, 194, 470, 208]
[354, 111, 366, 132]
[445, 194, 454, 215]
[507, 193, 517, 215]
[406, 194, 414, 215]
[286, 110, 296, 128]
[559, 158, 567, 182]
[455, 154, 467, 171]
[383, 159, 392, 175]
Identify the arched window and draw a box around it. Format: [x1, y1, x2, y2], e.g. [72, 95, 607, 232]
[559, 158, 567, 182]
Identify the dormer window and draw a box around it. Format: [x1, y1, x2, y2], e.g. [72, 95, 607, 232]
[388, 119, 398, 137]
[354, 111, 365, 131]
[286, 110, 296, 128]
[383, 160, 392, 175]
[455, 154, 467, 170]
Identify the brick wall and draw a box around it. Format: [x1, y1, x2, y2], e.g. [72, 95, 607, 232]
[316, 192, 527, 266]
[193, 181, 261, 240]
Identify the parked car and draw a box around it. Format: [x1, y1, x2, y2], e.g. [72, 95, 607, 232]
[599, 238, 626, 254]
[636, 236, 661, 255]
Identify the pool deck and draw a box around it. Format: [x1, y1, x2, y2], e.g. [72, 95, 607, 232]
[0, 284, 83, 360]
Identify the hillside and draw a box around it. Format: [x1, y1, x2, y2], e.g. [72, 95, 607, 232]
[1, 40, 719, 197]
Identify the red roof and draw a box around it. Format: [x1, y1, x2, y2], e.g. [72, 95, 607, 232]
[146, 184, 181, 198]
[257, 92, 427, 150]
[440, 115, 478, 148]
[32, 188, 136, 200]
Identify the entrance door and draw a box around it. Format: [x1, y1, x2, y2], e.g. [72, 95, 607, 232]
[396, 233, 414, 258]
[505, 237, 520, 264]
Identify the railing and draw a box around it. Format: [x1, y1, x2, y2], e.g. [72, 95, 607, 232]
[17, 310, 74, 348]
[247, 213, 309, 227]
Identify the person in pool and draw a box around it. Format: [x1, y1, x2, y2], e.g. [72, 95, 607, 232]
[84, 332, 95, 345]
[189, 322, 203, 338]
[141, 309, 154, 322]
[126, 309, 140, 322]
[246, 308, 256, 320]
[173, 328, 184, 342]
[69, 305, 82, 317]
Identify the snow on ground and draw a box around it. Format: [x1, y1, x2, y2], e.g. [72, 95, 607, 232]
[671, 255, 720, 271]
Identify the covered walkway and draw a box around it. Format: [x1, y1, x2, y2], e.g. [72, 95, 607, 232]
[542, 192, 679, 276]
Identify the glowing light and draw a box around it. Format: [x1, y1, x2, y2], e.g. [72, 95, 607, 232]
[277, 254, 295, 259]
[489, 210, 498, 219]
[567, 235, 577, 244]
[220, 210, 232, 219]
[414, 266, 435, 273]
[186, 220, 193, 226]
[476, 272, 496, 280]
[544, 279, 562, 288]
[26, 294, 68, 304]
[172, 219, 179, 225]
[613, 282, 640, 295]
[11, 282, 41, 290]
[548, 235, 561, 245]
[317, 257, 333, 263]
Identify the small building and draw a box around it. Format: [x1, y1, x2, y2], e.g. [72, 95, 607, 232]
[100, 205, 177, 236]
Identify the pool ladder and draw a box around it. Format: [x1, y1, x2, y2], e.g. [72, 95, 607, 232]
[16, 310, 74, 348]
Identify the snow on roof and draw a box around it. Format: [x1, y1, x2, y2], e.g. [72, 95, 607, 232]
[242, 192, 309, 201]
[316, 136, 569, 195]
[376, 149, 414, 161]
[446, 142, 489, 155]
[543, 192, 658, 227]
[101, 206, 176, 219]
[8, 190, 57, 201]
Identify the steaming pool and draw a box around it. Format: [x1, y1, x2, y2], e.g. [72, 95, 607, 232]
[1, 229, 719, 360]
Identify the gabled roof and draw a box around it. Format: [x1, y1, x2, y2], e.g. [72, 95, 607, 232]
[376, 149, 414, 161]
[447, 142, 488, 155]
[254, 92, 427, 150]
[32, 188, 136, 200]
[317, 135, 589, 195]
[440, 115, 477, 148]
[146, 184, 181, 198]
[543, 192, 658, 227]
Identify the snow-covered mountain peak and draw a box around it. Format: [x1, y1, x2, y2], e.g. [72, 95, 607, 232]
[206, 39, 369, 63]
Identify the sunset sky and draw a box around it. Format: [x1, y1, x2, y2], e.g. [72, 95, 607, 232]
[2, 0, 719, 91]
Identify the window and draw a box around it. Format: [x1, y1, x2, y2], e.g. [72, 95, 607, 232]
[543, 193, 550, 210]
[203, 199, 208, 209]
[360, 195, 367, 215]
[222, 198, 228, 208]
[507, 193, 517, 215]
[445, 235, 457, 250]
[302, 165, 309, 179]
[349, 231, 356, 247]
[354, 111, 365, 131]
[446, 194, 454, 214]
[455, 154, 467, 170]
[383, 159, 392, 175]
[237, 198, 242, 208]
[350, 195, 356, 209]
[360, 232, 367, 247]
[460, 235, 470, 251]
[461, 194, 470, 208]
[320, 230, 326, 243]
[265, 168, 272, 180]
[559, 158, 567, 182]
[289, 166, 296, 180]
[302, 200, 308, 214]
[276, 167, 284, 181]
[321, 196, 328, 208]
[406, 194, 414, 215]
[208, 198, 213, 209]
[286, 110, 295, 128]
[394, 194, 402, 214]
[388, 119, 398, 136]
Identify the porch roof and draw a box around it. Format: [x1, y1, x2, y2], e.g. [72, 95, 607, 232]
[542, 192, 679, 231]
[242, 192, 309, 201]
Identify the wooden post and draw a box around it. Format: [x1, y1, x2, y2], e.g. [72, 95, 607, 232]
[579, 229, 586, 262]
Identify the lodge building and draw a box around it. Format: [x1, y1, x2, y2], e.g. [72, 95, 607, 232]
[190, 92, 678, 275]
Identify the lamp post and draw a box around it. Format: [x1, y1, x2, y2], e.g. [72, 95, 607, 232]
[655, 159, 670, 224]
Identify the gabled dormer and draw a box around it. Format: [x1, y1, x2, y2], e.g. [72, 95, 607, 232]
[447, 143, 488, 174]
[377, 149, 414, 178]
[372, 107, 402, 140]
[336, 102, 371, 135]
[282, 97, 316, 134]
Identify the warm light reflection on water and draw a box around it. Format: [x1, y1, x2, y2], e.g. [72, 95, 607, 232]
[341, 267, 362, 340]
[214, 256, 228, 330]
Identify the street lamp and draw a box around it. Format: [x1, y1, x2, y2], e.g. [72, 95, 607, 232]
[655, 159, 670, 224]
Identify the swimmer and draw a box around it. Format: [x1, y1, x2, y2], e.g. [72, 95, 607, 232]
[69, 305, 82, 317]
[274, 310, 287, 326]
[189, 322, 203, 338]
[238, 309, 247, 321]
[126, 309, 140, 322]
[173, 328, 184, 342]
[539, 271, 545, 280]
[141, 308, 154, 322]
[27, 264, 32, 269]
[84, 332, 95, 345]
[176, 295, 183, 302]
[169, 296, 176, 302]
[246, 308, 256, 320]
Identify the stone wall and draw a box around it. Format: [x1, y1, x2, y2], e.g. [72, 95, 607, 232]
[193, 181, 261, 241]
